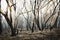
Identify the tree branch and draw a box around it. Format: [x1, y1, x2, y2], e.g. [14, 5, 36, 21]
[44, 2, 59, 26]
[0, 11, 5, 16]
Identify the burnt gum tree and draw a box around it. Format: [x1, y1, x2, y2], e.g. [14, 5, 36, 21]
[0, 0, 2, 34]
[0, 0, 16, 36]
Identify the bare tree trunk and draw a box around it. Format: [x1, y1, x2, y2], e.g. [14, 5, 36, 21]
[5, 16, 16, 36]
[36, 0, 41, 30]
[0, 14, 2, 34]
[0, 0, 2, 34]
[32, 0, 36, 32]
[53, 15, 58, 28]
[52, 0, 59, 28]
[26, 14, 31, 31]
[0, 0, 17, 36]
[0, 12, 16, 36]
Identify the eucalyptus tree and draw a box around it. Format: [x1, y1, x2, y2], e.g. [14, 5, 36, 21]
[0, 14, 2, 34]
[0, 0, 2, 34]
[0, 0, 17, 36]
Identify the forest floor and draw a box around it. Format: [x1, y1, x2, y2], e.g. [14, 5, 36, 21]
[0, 28, 60, 40]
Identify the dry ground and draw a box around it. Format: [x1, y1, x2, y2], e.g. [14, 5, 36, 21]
[0, 28, 60, 40]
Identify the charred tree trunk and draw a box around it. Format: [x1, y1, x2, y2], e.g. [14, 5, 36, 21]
[32, 22, 34, 32]
[0, 0, 2, 34]
[26, 14, 31, 31]
[52, 15, 58, 28]
[0, 12, 16, 36]
[0, 0, 16, 36]
[32, 0, 36, 32]
[26, 20, 31, 31]
[36, 0, 41, 31]
[36, 17, 41, 30]
[0, 14, 2, 34]
[5, 15, 16, 36]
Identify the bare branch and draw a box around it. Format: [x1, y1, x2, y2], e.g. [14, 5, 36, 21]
[44, 2, 59, 26]
[0, 11, 5, 16]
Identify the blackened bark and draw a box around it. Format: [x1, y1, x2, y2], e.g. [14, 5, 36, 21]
[52, 16, 58, 28]
[0, 22, 2, 34]
[0, 0, 2, 34]
[5, 18, 16, 36]
[36, 0, 41, 30]
[11, 27, 16, 36]
[31, 0, 36, 32]
[36, 18, 41, 30]
[32, 22, 34, 32]
[0, 12, 16, 36]
[0, 0, 17, 36]
[0, 14, 2, 34]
